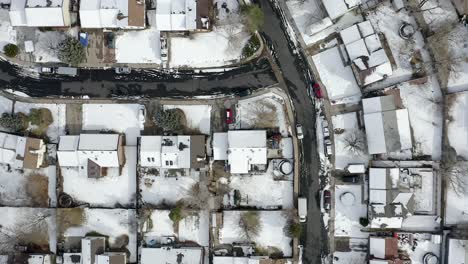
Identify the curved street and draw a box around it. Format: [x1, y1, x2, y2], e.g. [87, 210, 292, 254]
[0, 0, 325, 263]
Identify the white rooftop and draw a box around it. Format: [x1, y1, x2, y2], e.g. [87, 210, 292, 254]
[79, 134, 120, 151]
[369, 237, 386, 259]
[448, 239, 468, 264]
[227, 130, 267, 174]
[80, 0, 140, 28]
[155, 0, 197, 31]
[213, 132, 228, 160]
[140, 247, 203, 264]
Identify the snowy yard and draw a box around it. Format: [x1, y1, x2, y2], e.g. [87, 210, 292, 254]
[219, 210, 292, 256]
[61, 147, 137, 208]
[334, 184, 368, 238]
[398, 233, 441, 264]
[116, 28, 161, 64]
[445, 162, 468, 225]
[331, 112, 370, 170]
[140, 169, 199, 206]
[447, 91, 468, 159]
[163, 105, 212, 135]
[34, 30, 67, 63]
[236, 92, 289, 136]
[60, 208, 137, 262]
[82, 104, 143, 146]
[14, 101, 66, 143]
[141, 210, 209, 247]
[445, 24, 468, 93]
[398, 76, 443, 160]
[333, 250, 367, 264]
[0, 10, 16, 51]
[222, 160, 293, 209]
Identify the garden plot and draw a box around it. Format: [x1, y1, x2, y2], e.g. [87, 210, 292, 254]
[334, 184, 368, 238]
[163, 105, 212, 135]
[141, 210, 209, 247]
[331, 112, 370, 170]
[219, 210, 292, 256]
[13, 102, 66, 143]
[0, 207, 56, 253]
[447, 91, 468, 159]
[0, 164, 56, 207]
[82, 104, 143, 146]
[222, 160, 294, 209]
[140, 169, 200, 207]
[116, 28, 161, 63]
[61, 147, 137, 208]
[398, 76, 443, 160]
[236, 92, 289, 136]
[59, 208, 137, 262]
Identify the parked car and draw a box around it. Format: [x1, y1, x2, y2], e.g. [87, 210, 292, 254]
[323, 127, 330, 138]
[56, 67, 78, 77]
[325, 145, 333, 157]
[296, 124, 304, 140]
[311, 82, 323, 98]
[298, 197, 307, 223]
[226, 108, 233, 124]
[323, 190, 331, 211]
[115, 67, 131, 74]
[40, 67, 55, 74]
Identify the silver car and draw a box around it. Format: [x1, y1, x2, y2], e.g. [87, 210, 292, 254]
[115, 67, 131, 74]
[296, 124, 304, 140]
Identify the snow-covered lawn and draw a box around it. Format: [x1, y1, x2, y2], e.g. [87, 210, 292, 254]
[331, 112, 370, 170]
[116, 28, 161, 64]
[140, 169, 199, 206]
[445, 162, 468, 225]
[445, 24, 468, 93]
[333, 250, 367, 264]
[334, 184, 368, 238]
[0, 164, 56, 207]
[236, 92, 289, 137]
[142, 210, 209, 247]
[0, 95, 12, 115]
[163, 105, 211, 135]
[14, 101, 66, 143]
[82, 104, 143, 146]
[447, 91, 468, 159]
[222, 160, 293, 209]
[419, 0, 458, 32]
[0, 10, 16, 51]
[219, 210, 292, 256]
[398, 76, 443, 160]
[61, 208, 137, 262]
[0, 207, 56, 253]
[61, 146, 137, 208]
[34, 30, 67, 63]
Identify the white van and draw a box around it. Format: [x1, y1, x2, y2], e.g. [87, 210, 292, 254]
[298, 197, 307, 223]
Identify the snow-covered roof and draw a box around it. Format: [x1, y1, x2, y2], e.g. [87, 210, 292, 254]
[0, 132, 41, 169]
[448, 239, 468, 264]
[346, 39, 369, 61]
[140, 247, 203, 264]
[9, 0, 27, 26]
[227, 130, 267, 174]
[24, 0, 68, 27]
[79, 134, 120, 151]
[212, 257, 266, 264]
[58, 136, 79, 151]
[140, 136, 162, 167]
[79, 0, 145, 28]
[213, 132, 228, 160]
[369, 237, 386, 259]
[369, 168, 388, 189]
[322, 0, 350, 20]
[358, 21, 374, 37]
[155, 0, 197, 31]
[340, 24, 361, 45]
[364, 34, 382, 53]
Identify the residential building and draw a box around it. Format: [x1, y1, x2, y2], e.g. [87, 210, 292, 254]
[63, 237, 126, 264]
[139, 135, 206, 169]
[0, 132, 45, 169]
[322, 0, 361, 20]
[9, 0, 71, 27]
[363, 95, 412, 155]
[80, 0, 146, 29]
[369, 236, 399, 260]
[82, 237, 105, 264]
[213, 130, 267, 174]
[153, 0, 211, 31]
[57, 134, 125, 178]
[140, 247, 203, 264]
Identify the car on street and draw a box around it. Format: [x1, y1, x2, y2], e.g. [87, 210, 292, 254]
[40, 67, 55, 74]
[323, 190, 331, 211]
[296, 124, 304, 140]
[311, 82, 323, 98]
[226, 108, 233, 124]
[115, 67, 131, 74]
[298, 197, 307, 222]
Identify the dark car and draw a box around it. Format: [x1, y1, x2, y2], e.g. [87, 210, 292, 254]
[323, 190, 331, 211]
[226, 109, 233, 124]
[312, 82, 323, 98]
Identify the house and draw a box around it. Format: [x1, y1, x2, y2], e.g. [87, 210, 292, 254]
[140, 247, 203, 264]
[363, 95, 412, 155]
[57, 134, 125, 178]
[340, 21, 393, 86]
[139, 135, 206, 169]
[63, 237, 125, 264]
[82, 237, 105, 264]
[322, 0, 361, 20]
[153, 0, 210, 31]
[9, 0, 71, 27]
[213, 130, 267, 174]
[369, 236, 399, 260]
[96, 253, 126, 264]
[80, 0, 146, 29]
[0, 132, 45, 169]
[447, 238, 468, 264]
[213, 257, 292, 264]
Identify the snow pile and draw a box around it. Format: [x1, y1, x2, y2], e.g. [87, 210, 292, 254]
[61, 147, 137, 208]
[0, 10, 17, 50]
[63, 208, 137, 262]
[116, 28, 161, 63]
[163, 105, 212, 135]
[237, 92, 289, 136]
[82, 104, 143, 146]
[398, 76, 443, 160]
[219, 211, 292, 256]
[331, 112, 370, 170]
[334, 184, 368, 238]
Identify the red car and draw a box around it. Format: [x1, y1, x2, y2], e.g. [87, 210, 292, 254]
[226, 109, 233, 124]
[312, 82, 323, 98]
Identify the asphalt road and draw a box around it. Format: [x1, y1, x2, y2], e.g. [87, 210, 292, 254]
[258, 0, 327, 262]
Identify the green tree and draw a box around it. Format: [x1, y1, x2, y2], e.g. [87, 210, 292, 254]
[0, 112, 27, 132]
[241, 5, 264, 33]
[154, 108, 184, 131]
[169, 203, 184, 224]
[3, 44, 19, 58]
[58, 37, 85, 66]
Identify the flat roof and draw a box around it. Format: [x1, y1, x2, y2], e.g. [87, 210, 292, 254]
[78, 134, 120, 151]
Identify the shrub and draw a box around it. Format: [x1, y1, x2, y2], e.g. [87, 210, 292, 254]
[0, 112, 27, 132]
[3, 44, 19, 58]
[242, 34, 261, 59]
[169, 204, 184, 224]
[241, 5, 264, 33]
[359, 217, 369, 227]
[29, 108, 53, 127]
[285, 221, 302, 238]
[154, 108, 184, 131]
[58, 37, 85, 66]
[239, 211, 261, 239]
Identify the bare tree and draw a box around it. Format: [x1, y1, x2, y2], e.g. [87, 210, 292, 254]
[442, 161, 468, 196]
[343, 130, 366, 155]
[220, 13, 247, 54]
[239, 211, 261, 240]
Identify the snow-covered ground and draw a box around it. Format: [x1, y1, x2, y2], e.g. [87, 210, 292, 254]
[163, 105, 212, 135]
[0, 95, 12, 115]
[419, 0, 458, 32]
[219, 210, 292, 256]
[398, 76, 443, 160]
[447, 91, 468, 159]
[445, 161, 468, 225]
[62, 208, 137, 262]
[334, 184, 368, 238]
[13, 101, 66, 143]
[0, 10, 17, 51]
[446, 24, 468, 93]
[223, 160, 293, 209]
[82, 104, 143, 146]
[142, 210, 209, 247]
[116, 28, 161, 64]
[61, 146, 137, 208]
[333, 249, 367, 264]
[140, 169, 199, 206]
[398, 233, 441, 264]
[236, 92, 289, 137]
[331, 112, 370, 170]
[34, 30, 67, 63]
